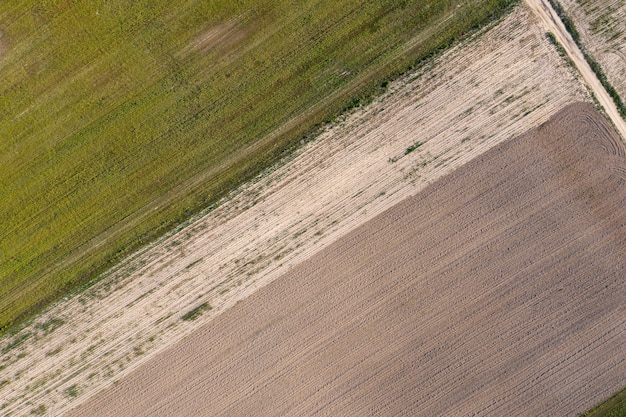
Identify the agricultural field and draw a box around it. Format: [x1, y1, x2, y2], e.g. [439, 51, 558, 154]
[0, 5, 594, 415]
[67, 102, 626, 416]
[557, 0, 626, 117]
[0, 0, 519, 335]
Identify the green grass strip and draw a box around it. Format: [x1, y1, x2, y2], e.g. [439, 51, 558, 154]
[582, 387, 626, 417]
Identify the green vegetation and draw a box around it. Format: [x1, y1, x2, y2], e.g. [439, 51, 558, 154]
[547, 0, 580, 42]
[34, 317, 65, 335]
[0, 0, 518, 336]
[1, 331, 32, 354]
[65, 384, 79, 398]
[582, 387, 626, 417]
[30, 405, 47, 416]
[546, 0, 626, 118]
[546, 32, 573, 64]
[585, 56, 626, 118]
[181, 302, 212, 321]
[405, 142, 423, 155]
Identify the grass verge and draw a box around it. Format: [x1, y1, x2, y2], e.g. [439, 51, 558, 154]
[0, 0, 519, 336]
[582, 387, 626, 417]
[546, 0, 626, 118]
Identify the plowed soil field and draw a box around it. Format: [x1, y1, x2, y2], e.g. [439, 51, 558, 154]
[67, 103, 626, 416]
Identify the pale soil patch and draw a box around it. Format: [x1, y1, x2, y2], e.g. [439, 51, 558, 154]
[0, 6, 589, 416]
[184, 17, 247, 55]
[67, 103, 626, 416]
[558, 0, 626, 105]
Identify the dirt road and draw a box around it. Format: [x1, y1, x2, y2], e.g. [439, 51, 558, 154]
[525, 0, 626, 140]
[558, 0, 626, 102]
[66, 103, 626, 416]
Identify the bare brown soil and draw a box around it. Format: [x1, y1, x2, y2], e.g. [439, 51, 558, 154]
[67, 103, 626, 416]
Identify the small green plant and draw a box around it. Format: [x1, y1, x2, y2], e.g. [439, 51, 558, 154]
[185, 258, 204, 270]
[65, 384, 79, 398]
[181, 302, 212, 321]
[405, 142, 423, 155]
[35, 317, 65, 335]
[30, 405, 47, 415]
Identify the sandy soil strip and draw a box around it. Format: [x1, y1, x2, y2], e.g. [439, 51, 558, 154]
[67, 103, 626, 416]
[0, 6, 589, 416]
[524, 0, 626, 140]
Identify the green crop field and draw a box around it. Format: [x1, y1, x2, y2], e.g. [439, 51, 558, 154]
[583, 387, 626, 417]
[0, 0, 517, 335]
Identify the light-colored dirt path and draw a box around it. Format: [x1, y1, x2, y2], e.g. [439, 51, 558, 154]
[67, 103, 626, 417]
[558, 0, 626, 105]
[0, 6, 591, 416]
[524, 0, 626, 140]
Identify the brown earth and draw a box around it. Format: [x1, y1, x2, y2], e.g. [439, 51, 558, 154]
[66, 102, 626, 417]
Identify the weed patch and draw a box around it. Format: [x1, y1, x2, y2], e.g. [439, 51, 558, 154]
[405, 142, 424, 155]
[65, 384, 79, 398]
[181, 302, 212, 321]
[35, 317, 65, 335]
[30, 405, 47, 415]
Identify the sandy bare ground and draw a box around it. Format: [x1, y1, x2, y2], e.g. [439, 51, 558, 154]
[524, 0, 626, 140]
[558, 0, 626, 107]
[67, 103, 626, 416]
[0, 6, 590, 416]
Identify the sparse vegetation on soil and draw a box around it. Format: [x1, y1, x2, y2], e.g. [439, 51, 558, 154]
[181, 303, 211, 321]
[549, 0, 626, 119]
[0, 0, 519, 336]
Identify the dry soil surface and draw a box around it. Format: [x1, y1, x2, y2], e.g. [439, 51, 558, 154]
[558, 0, 626, 106]
[67, 102, 626, 416]
[0, 6, 591, 416]
[524, 0, 626, 140]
